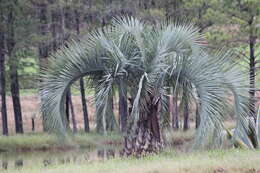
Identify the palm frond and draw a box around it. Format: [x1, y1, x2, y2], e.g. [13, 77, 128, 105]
[40, 16, 252, 151]
[40, 38, 105, 134]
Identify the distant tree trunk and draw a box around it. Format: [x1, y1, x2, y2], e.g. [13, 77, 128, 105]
[52, 3, 76, 131]
[62, 3, 70, 128]
[183, 102, 189, 131]
[51, 1, 66, 49]
[119, 87, 128, 132]
[69, 94, 77, 133]
[172, 95, 179, 130]
[95, 89, 103, 133]
[37, 1, 49, 131]
[0, 20, 8, 135]
[80, 78, 90, 132]
[106, 93, 118, 131]
[31, 118, 35, 132]
[88, 0, 92, 8]
[123, 96, 162, 156]
[195, 105, 200, 129]
[95, 90, 118, 134]
[51, 6, 60, 51]
[75, 9, 90, 132]
[195, 95, 201, 129]
[37, 1, 49, 68]
[9, 47, 23, 134]
[111, 94, 114, 113]
[7, 2, 23, 134]
[65, 90, 70, 128]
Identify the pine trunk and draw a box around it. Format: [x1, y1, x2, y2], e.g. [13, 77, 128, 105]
[75, 9, 90, 132]
[51, 6, 59, 51]
[172, 95, 179, 130]
[95, 89, 103, 134]
[9, 58, 23, 134]
[95, 90, 118, 134]
[65, 90, 71, 128]
[80, 78, 90, 132]
[69, 94, 77, 133]
[195, 104, 200, 129]
[119, 88, 128, 132]
[37, 1, 49, 131]
[0, 23, 8, 135]
[7, 2, 23, 134]
[37, 1, 49, 68]
[106, 94, 118, 131]
[183, 103, 189, 131]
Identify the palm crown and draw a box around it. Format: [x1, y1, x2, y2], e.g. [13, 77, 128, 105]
[40, 16, 252, 154]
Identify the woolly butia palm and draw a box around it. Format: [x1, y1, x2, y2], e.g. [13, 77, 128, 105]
[40, 16, 252, 156]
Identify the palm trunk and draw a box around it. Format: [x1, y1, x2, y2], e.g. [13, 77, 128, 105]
[0, 23, 8, 135]
[7, 2, 23, 134]
[123, 97, 163, 156]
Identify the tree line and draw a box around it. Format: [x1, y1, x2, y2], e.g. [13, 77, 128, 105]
[0, 0, 259, 136]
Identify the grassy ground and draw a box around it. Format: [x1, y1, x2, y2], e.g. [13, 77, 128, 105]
[0, 132, 122, 152]
[1, 131, 260, 173]
[0, 130, 195, 152]
[3, 149, 260, 173]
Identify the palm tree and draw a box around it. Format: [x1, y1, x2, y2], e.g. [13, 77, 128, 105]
[40, 16, 252, 156]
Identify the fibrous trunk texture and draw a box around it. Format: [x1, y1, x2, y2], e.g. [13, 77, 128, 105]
[123, 99, 163, 156]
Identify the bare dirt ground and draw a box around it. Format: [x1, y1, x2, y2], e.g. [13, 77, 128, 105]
[1, 94, 117, 134]
[1, 92, 260, 134]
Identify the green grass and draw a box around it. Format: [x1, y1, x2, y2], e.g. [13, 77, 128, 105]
[0, 130, 196, 152]
[1, 131, 260, 173]
[0, 132, 122, 152]
[3, 149, 260, 173]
